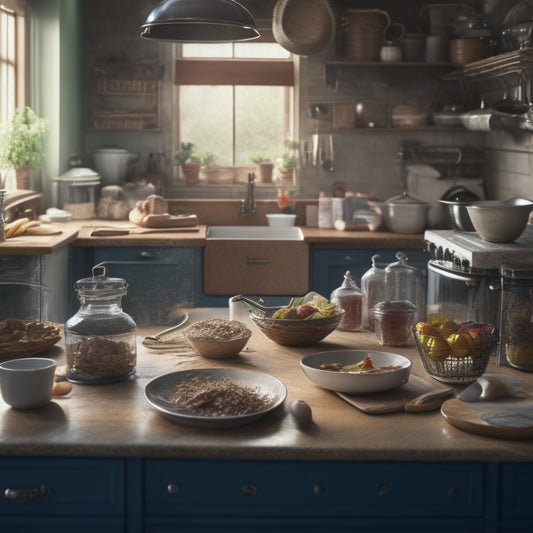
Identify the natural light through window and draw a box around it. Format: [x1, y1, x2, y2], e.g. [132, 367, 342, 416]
[177, 42, 293, 168]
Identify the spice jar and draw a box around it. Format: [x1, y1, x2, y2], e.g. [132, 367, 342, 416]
[499, 263, 533, 371]
[65, 265, 137, 384]
[384, 252, 426, 323]
[361, 254, 389, 331]
[373, 300, 416, 346]
[330, 271, 363, 331]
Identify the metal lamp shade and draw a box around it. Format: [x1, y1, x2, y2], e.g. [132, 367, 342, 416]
[140, 0, 260, 42]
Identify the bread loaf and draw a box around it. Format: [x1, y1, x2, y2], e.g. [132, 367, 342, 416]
[146, 194, 168, 215]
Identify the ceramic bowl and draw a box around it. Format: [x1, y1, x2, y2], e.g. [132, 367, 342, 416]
[466, 198, 533, 242]
[266, 214, 296, 227]
[0, 357, 56, 409]
[184, 319, 251, 359]
[300, 350, 412, 394]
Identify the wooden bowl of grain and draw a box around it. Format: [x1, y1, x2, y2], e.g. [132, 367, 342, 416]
[184, 319, 251, 359]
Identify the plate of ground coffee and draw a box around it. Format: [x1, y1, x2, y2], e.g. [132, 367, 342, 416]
[144, 368, 287, 428]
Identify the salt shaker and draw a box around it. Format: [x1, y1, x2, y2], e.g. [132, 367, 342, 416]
[330, 271, 363, 331]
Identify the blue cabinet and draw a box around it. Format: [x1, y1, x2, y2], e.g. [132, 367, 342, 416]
[311, 248, 429, 298]
[70, 246, 202, 326]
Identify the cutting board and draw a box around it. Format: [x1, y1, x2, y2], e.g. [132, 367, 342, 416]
[91, 226, 200, 236]
[337, 374, 454, 414]
[441, 397, 533, 439]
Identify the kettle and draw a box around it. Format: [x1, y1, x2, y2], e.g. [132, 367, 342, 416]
[93, 147, 140, 186]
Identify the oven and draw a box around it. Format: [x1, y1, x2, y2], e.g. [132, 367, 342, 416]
[424, 227, 533, 329]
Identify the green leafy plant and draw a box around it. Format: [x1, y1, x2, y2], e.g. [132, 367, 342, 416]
[280, 138, 299, 172]
[173, 142, 201, 166]
[0, 107, 47, 170]
[201, 152, 217, 166]
[250, 154, 271, 164]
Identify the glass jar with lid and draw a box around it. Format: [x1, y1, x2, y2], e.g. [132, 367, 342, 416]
[65, 265, 137, 384]
[499, 263, 533, 371]
[330, 270, 363, 331]
[384, 251, 426, 323]
[361, 254, 389, 331]
[373, 300, 416, 346]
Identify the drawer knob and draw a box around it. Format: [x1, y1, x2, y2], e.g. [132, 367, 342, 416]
[4, 485, 51, 501]
[242, 484, 257, 496]
[448, 488, 457, 498]
[313, 484, 324, 495]
[139, 251, 153, 259]
[378, 484, 391, 497]
[167, 483, 181, 494]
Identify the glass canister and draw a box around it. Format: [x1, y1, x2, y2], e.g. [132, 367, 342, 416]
[499, 263, 533, 371]
[384, 251, 426, 323]
[0, 189, 6, 241]
[330, 271, 363, 331]
[65, 265, 137, 384]
[361, 254, 389, 331]
[373, 300, 416, 346]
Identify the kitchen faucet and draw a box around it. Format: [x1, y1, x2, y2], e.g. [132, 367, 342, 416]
[240, 172, 256, 217]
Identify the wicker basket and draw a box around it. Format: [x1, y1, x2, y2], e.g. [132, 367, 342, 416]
[341, 9, 390, 61]
[413, 330, 496, 384]
[250, 310, 343, 346]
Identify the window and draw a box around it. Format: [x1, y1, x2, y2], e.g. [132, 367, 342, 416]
[0, 0, 26, 124]
[174, 32, 294, 172]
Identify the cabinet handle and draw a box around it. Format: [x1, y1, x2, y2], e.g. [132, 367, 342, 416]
[377, 484, 391, 497]
[313, 484, 324, 495]
[4, 485, 51, 501]
[448, 488, 457, 498]
[246, 258, 272, 265]
[139, 251, 153, 259]
[242, 483, 257, 496]
[167, 483, 181, 494]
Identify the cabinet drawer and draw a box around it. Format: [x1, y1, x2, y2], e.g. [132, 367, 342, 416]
[0, 457, 125, 516]
[306, 462, 484, 518]
[501, 463, 533, 519]
[145, 459, 307, 516]
[204, 241, 309, 295]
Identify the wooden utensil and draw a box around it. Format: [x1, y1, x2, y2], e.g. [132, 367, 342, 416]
[337, 374, 453, 414]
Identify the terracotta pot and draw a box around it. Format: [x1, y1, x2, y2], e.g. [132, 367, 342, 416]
[256, 162, 274, 183]
[449, 38, 491, 65]
[15, 165, 31, 190]
[181, 164, 200, 185]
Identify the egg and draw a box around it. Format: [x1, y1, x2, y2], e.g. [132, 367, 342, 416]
[289, 400, 313, 428]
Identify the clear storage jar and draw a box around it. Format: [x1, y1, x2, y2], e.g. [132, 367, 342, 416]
[65, 265, 137, 384]
[499, 263, 533, 371]
[373, 300, 416, 346]
[361, 254, 389, 331]
[330, 271, 363, 331]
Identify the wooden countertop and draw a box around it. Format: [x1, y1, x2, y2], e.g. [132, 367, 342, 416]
[2, 219, 423, 250]
[1, 308, 531, 462]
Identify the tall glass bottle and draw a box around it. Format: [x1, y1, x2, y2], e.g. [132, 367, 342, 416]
[330, 271, 363, 331]
[361, 254, 389, 331]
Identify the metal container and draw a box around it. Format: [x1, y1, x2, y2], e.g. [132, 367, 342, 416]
[93, 147, 140, 186]
[378, 193, 430, 234]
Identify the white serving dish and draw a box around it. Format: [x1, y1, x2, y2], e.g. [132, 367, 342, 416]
[300, 350, 412, 394]
[266, 214, 297, 227]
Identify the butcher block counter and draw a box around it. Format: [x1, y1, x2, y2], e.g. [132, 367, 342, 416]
[1, 308, 532, 533]
[1, 308, 531, 461]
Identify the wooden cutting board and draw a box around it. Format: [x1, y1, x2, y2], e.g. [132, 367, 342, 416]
[91, 226, 200, 236]
[337, 374, 454, 414]
[441, 397, 533, 439]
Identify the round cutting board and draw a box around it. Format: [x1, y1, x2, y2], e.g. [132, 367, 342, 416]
[441, 398, 533, 439]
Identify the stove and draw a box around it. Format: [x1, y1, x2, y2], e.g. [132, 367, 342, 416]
[425, 225, 533, 272]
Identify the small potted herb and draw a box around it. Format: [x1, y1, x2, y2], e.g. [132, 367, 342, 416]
[0, 107, 47, 190]
[250, 155, 273, 183]
[173, 142, 201, 185]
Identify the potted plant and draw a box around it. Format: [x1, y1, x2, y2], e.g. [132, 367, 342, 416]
[0, 107, 47, 190]
[275, 138, 299, 182]
[250, 155, 273, 183]
[173, 142, 202, 185]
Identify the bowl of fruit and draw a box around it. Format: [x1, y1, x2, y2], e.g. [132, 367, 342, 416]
[413, 320, 498, 384]
[250, 292, 344, 346]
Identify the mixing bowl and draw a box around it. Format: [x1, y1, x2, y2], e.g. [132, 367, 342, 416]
[466, 197, 533, 242]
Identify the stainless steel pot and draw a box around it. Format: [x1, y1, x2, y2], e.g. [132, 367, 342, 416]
[377, 193, 430, 234]
[93, 147, 140, 186]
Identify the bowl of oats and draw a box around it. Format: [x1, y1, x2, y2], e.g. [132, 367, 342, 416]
[184, 318, 251, 359]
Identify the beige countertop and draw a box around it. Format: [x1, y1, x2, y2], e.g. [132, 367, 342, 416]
[1, 308, 531, 462]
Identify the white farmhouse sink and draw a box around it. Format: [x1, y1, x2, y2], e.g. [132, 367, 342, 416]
[206, 225, 303, 241]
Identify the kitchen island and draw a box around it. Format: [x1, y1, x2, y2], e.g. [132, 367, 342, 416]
[1, 309, 532, 532]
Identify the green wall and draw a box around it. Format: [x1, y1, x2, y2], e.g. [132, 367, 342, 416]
[27, 0, 83, 207]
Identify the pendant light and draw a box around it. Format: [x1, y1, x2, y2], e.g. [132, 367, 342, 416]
[140, 0, 260, 42]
